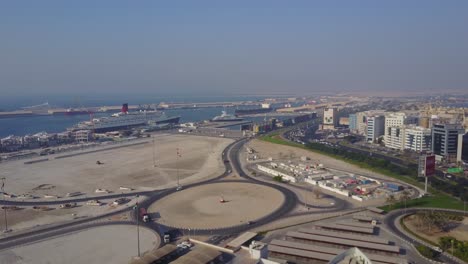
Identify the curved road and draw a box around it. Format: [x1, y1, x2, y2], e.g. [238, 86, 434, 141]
[0, 136, 350, 250]
[384, 208, 466, 264]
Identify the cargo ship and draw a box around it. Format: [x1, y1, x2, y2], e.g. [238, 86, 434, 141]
[211, 111, 243, 122]
[69, 104, 180, 133]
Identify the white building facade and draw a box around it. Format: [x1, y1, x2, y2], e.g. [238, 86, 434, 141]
[384, 112, 406, 149]
[404, 126, 432, 152]
[366, 115, 385, 142]
[323, 108, 337, 129]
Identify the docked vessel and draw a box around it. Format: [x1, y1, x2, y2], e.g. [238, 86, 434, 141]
[63, 108, 93, 116]
[69, 104, 180, 133]
[211, 111, 243, 122]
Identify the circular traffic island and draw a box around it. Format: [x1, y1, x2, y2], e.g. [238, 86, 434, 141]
[148, 182, 285, 229]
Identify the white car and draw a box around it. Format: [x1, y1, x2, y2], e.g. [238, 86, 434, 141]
[180, 241, 193, 248]
[176, 185, 183, 191]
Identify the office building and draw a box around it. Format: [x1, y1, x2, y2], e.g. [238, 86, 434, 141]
[432, 123, 465, 162]
[384, 112, 406, 147]
[404, 126, 432, 152]
[385, 127, 405, 150]
[463, 133, 468, 162]
[323, 108, 337, 130]
[385, 112, 406, 128]
[349, 114, 357, 132]
[356, 112, 368, 135]
[366, 115, 385, 143]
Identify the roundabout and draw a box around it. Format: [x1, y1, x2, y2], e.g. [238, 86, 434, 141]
[148, 182, 285, 229]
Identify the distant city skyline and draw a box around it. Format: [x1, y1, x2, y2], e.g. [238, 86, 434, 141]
[1, 1, 468, 97]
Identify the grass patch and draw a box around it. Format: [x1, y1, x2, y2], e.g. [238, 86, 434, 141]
[259, 133, 465, 211]
[381, 192, 465, 211]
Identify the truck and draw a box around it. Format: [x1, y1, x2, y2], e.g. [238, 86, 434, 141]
[163, 232, 171, 243]
[139, 208, 150, 222]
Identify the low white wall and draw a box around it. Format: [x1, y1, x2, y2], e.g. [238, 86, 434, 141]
[305, 179, 351, 198]
[257, 164, 297, 183]
[351, 195, 364, 201]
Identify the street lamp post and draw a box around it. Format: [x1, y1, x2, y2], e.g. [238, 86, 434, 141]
[463, 194, 466, 216]
[152, 135, 157, 168]
[451, 239, 454, 256]
[134, 195, 141, 258]
[176, 148, 181, 187]
[1, 177, 8, 233]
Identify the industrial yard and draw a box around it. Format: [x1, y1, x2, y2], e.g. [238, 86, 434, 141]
[256, 161, 408, 202]
[245, 139, 415, 204]
[0, 134, 233, 197]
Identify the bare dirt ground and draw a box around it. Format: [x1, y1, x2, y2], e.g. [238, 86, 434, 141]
[1, 195, 139, 232]
[148, 182, 284, 229]
[0, 134, 233, 197]
[0, 225, 159, 264]
[246, 139, 410, 185]
[403, 214, 468, 243]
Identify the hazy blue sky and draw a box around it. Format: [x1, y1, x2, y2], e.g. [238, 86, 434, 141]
[1, 1, 467, 97]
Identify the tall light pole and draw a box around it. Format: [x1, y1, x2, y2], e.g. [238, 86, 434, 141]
[176, 148, 181, 187]
[1, 177, 8, 233]
[451, 239, 454, 255]
[152, 135, 156, 168]
[134, 195, 140, 258]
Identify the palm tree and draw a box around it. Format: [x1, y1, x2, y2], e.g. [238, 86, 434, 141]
[386, 194, 397, 210]
[399, 189, 411, 212]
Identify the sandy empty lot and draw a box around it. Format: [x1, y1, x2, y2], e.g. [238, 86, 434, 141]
[247, 139, 410, 185]
[0, 134, 233, 197]
[149, 182, 284, 229]
[0, 225, 158, 264]
[2, 195, 140, 231]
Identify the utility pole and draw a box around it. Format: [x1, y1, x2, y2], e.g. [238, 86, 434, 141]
[1, 177, 8, 233]
[463, 191, 466, 216]
[134, 195, 140, 258]
[304, 181, 308, 210]
[152, 135, 156, 167]
[176, 148, 181, 187]
[451, 239, 454, 255]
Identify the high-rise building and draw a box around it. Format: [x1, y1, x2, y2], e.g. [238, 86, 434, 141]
[323, 108, 337, 130]
[432, 123, 465, 162]
[385, 127, 405, 150]
[366, 115, 385, 142]
[462, 133, 468, 162]
[384, 112, 406, 149]
[385, 112, 406, 128]
[356, 112, 368, 135]
[404, 126, 432, 152]
[349, 114, 357, 132]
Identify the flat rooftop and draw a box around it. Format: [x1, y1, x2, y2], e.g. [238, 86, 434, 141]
[297, 228, 389, 245]
[315, 223, 374, 234]
[286, 231, 400, 254]
[270, 240, 407, 264]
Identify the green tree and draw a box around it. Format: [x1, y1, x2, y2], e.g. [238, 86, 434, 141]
[386, 194, 397, 210]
